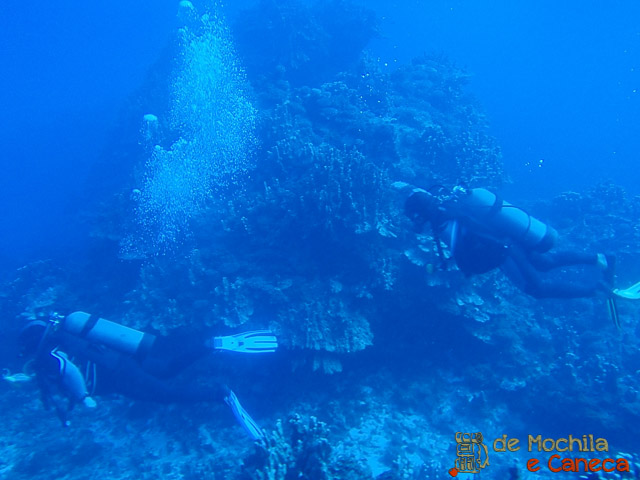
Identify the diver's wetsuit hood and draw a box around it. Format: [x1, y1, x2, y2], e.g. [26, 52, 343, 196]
[18, 320, 48, 356]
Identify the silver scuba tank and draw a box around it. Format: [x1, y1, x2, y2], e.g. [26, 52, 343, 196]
[61, 312, 156, 357]
[456, 188, 558, 252]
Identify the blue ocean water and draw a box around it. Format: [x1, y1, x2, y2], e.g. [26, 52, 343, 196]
[0, 1, 176, 272]
[1, 1, 639, 479]
[2, 1, 639, 270]
[362, 1, 640, 199]
[2, 1, 639, 272]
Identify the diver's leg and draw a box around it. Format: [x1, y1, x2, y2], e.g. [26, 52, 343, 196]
[107, 355, 226, 403]
[527, 251, 599, 272]
[141, 331, 210, 379]
[502, 247, 601, 299]
[105, 356, 264, 440]
[528, 250, 615, 293]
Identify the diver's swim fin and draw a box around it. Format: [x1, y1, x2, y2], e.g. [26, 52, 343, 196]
[225, 390, 265, 441]
[607, 296, 621, 330]
[613, 280, 640, 300]
[213, 330, 277, 353]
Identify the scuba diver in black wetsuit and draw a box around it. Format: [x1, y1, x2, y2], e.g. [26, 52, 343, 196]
[16, 312, 277, 440]
[403, 186, 635, 326]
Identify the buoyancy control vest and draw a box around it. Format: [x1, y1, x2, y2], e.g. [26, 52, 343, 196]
[61, 312, 156, 361]
[449, 188, 557, 253]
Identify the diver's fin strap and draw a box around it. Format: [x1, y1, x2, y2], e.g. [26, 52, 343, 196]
[225, 391, 265, 441]
[213, 330, 277, 353]
[607, 297, 621, 330]
[613, 281, 640, 300]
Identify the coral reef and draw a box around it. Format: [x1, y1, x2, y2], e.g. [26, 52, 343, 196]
[233, 0, 379, 89]
[243, 415, 337, 480]
[106, 0, 506, 363]
[388, 56, 503, 188]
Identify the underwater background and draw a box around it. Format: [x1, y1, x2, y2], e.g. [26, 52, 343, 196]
[1, 0, 639, 478]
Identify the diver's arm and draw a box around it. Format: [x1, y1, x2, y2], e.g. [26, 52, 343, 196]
[36, 373, 70, 426]
[41, 351, 94, 426]
[53, 394, 71, 427]
[54, 351, 96, 409]
[36, 372, 53, 411]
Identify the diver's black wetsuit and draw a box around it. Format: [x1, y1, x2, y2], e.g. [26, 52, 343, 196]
[445, 220, 605, 299]
[502, 246, 603, 298]
[37, 328, 226, 406]
[24, 314, 269, 439]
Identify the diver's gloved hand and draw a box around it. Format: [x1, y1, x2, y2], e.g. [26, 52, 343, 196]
[83, 396, 97, 408]
[212, 331, 277, 353]
[2, 368, 33, 384]
[597, 253, 617, 287]
[225, 390, 265, 441]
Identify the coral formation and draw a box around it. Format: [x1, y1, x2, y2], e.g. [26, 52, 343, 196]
[234, 0, 379, 88]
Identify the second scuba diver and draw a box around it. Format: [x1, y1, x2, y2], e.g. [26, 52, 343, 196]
[404, 185, 640, 327]
[16, 311, 277, 440]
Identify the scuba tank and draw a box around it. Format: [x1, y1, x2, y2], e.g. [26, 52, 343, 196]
[61, 312, 156, 360]
[452, 187, 558, 252]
